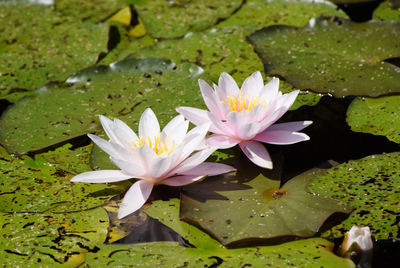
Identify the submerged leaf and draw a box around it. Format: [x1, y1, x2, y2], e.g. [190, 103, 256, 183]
[248, 17, 400, 97]
[308, 152, 400, 240]
[180, 169, 351, 246]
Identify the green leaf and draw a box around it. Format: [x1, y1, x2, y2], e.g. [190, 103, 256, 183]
[180, 169, 351, 246]
[308, 152, 400, 240]
[134, 0, 243, 38]
[346, 95, 400, 144]
[248, 17, 400, 97]
[0, 207, 108, 266]
[217, 0, 347, 28]
[0, 58, 208, 154]
[0, 2, 109, 102]
[373, 0, 400, 22]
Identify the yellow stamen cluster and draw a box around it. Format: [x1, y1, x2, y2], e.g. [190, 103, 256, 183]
[224, 93, 265, 112]
[132, 134, 175, 156]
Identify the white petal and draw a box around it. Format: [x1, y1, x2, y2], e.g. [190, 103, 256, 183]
[199, 79, 225, 120]
[176, 107, 221, 133]
[239, 141, 273, 169]
[110, 157, 147, 178]
[206, 134, 239, 149]
[149, 157, 173, 179]
[259, 77, 279, 102]
[258, 107, 287, 132]
[180, 162, 236, 176]
[88, 134, 118, 158]
[139, 108, 160, 137]
[71, 170, 132, 183]
[137, 145, 157, 172]
[179, 123, 210, 160]
[226, 112, 260, 140]
[276, 90, 299, 118]
[241, 71, 264, 97]
[114, 118, 139, 141]
[207, 111, 235, 135]
[99, 115, 118, 142]
[216, 72, 240, 100]
[161, 116, 189, 146]
[161, 175, 205, 186]
[118, 180, 154, 219]
[172, 147, 216, 175]
[255, 130, 310, 145]
[267, 121, 313, 132]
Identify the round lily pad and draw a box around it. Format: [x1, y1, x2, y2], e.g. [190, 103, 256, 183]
[373, 0, 400, 22]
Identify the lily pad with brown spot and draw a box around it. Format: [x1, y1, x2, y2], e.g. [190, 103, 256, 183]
[248, 17, 400, 97]
[180, 169, 351, 246]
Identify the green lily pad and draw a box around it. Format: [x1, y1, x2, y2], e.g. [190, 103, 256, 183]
[217, 0, 347, 28]
[0, 207, 108, 267]
[248, 17, 400, 97]
[0, 58, 208, 154]
[180, 169, 351, 246]
[134, 0, 242, 38]
[308, 152, 400, 240]
[346, 96, 400, 144]
[0, 2, 109, 102]
[373, 0, 400, 22]
[0, 147, 127, 213]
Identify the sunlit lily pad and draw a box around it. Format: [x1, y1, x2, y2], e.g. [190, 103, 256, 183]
[0, 147, 127, 213]
[0, 58, 208, 154]
[180, 169, 351, 246]
[134, 0, 242, 38]
[248, 17, 400, 97]
[346, 96, 400, 144]
[308, 152, 400, 240]
[373, 0, 400, 22]
[0, 2, 109, 102]
[0, 207, 108, 267]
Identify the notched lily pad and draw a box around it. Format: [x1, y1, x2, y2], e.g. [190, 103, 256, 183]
[0, 58, 208, 154]
[0, 2, 109, 102]
[180, 169, 351, 246]
[346, 95, 400, 144]
[134, 0, 243, 38]
[248, 17, 400, 97]
[373, 0, 400, 22]
[308, 152, 400, 240]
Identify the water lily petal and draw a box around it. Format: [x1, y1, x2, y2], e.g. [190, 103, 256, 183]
[114, 118, 139, 141]
[162, 175, 205, 186]
[206, 134, 239, 149]
[118, 180, 154, 219]
[268, 121, 313, 132]
[179, 123, 210, 160]
[137, 145, 157, 172]
[71, 170, 132, 183]
[241, 71, 264, 97]
[199, 79, 225, 120]
[216, 72, 240, 100]
[88, 134, 119, 158]
[259, 77, 279, 102]
[150, 156, 173, 179]
[239, 141, 273, 169]
[172, 147, 216, 175]
[161, 115, 189, 146]
[180, 162, 236, 176]
[277, 90, 299, 118]
[227, 112, 260, 140]
[177, 107, 222, 133]
[110, 157, 147, 178]
[139, 108, 160, 138]
[258, 107, 287, 131]
[207, 111, 235, 135]
[99, 115, 119, 143]
[255, 130, 310, 145]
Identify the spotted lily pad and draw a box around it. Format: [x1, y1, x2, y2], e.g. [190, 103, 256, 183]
[308, 152, 400, 240]
[0, 207, 108, 267]
[346, 96, 400, 144]
[373, 0, 400, 22]
[248, 17, 400, 97]
[0, 147, 127, 213]
[180, 169, 351, 246]
[0, 58, 207, 154]
[134, 0, 242, 38]
[0, 2, 109, 102]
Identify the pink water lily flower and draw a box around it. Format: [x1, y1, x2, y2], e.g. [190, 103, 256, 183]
[177, 71, 312, 169]
[71, 108, 235, 219]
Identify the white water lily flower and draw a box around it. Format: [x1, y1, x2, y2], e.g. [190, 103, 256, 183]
[339, 226, 373, 257]
[71, 108, 235, 219]
[177, 71, 312, 169]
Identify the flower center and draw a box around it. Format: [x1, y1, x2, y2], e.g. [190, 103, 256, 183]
[224, 92, 265, 112]
[132, 134, 176, 156]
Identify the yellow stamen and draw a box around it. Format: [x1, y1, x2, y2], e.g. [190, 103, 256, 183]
[224, 92, 265, 112]
[131, 134, 176, 156]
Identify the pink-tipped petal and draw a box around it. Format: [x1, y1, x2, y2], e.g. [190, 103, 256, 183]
[139, 108, 160, 138]
[172, 147, 216, 175]
[199, 79, 225, 120]
[118, 180, 153, 219]
[162, 175, 205, 186]
[239, 141, 273, 169]
[207, 112, 235, 135]
[180, 162, 236, 176]
[241, 71, 264, 97]
[255, 130, 310, 145]
[217, 72, 240, 100]
[226, 112, 260, 140]
[267, 121, 313, 132]
[71, 170, 133, 183]
[258, 107, 287, 132]
[206, 134, 239, 149]
[110, 157, 147, 178]
[176, 107, 221, 133]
